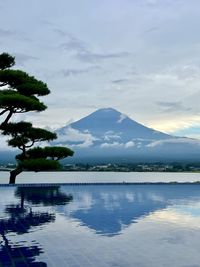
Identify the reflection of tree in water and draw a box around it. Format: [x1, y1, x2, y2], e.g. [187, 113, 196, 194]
[0, 241, 47, 267]
[3, 205, 55, 234]
[0, 186, 73, 266]
[15, 186, 73, 207]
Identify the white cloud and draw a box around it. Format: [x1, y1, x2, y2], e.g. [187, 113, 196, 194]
[117, 113, 127, 123]
[57, 126, 98, 148]
[100, 142, 124, 148]
[147, 138, 200, 148]
[150, 115, 200, 135]
[104, 131, 121, 141]
[74, 139, 94, 148]
[125, 141, 135, 148]
[101, 141, 135, 149]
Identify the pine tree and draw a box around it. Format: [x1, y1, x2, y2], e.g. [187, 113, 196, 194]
[0, 53, 74, 184]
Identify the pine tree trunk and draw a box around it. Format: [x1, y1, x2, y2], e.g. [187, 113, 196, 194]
[9, 168, 22, 184]
[20, 193, 24, 209]
[1, 110, 13, 127]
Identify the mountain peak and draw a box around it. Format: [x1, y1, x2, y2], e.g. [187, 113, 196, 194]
[93, 107, 121, 115]
[98, 107, 119, 112]
[73, 107, 127, 127]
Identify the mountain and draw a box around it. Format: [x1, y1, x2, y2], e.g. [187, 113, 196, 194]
[67, 108, 170, 139]
[55, 108, 200, 163]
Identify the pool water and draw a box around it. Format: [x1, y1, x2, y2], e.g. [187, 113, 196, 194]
[1, 184, 200, 266]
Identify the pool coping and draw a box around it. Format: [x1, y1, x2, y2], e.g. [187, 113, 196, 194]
[0, 182, 200, 186]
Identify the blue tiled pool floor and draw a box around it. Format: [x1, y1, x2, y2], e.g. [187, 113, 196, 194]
[1, 184, 200, 266]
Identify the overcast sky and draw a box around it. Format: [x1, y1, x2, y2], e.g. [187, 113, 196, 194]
[0, 0, 200, 138]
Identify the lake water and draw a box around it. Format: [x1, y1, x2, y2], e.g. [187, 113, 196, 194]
[1, 184, 200, 266]
[0, 171, 200, 184]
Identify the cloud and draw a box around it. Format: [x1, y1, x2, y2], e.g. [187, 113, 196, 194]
[117, 113, 127, 123]
[56, 126, 98, 148]
[101, 141, 135, 149]
[125, 141, 135, 148]
[61, 37, 87, 54]
[143, 26, 159, 34]
[112, 79, 129, 84]
[76, 51, 130, 63]
[103, 131, 121, 141]
[144, 0, 161, 6]
[147, 138, 200, 148]
[60, 31, 130, 63]
[132, 138, 155, 141]
[61, 66, 100, 77]
[59, 31, 89, 56]
[0, 28, 14, 38]
[100, 142, 124, 148]
[172, 126, 200, 139]
[166, 65, 200, 81]
[139, 0, 183, 8]
[156, 101, 192, 113]
[157, 101, 181, 108]
[53, 28, 68, 37]
[13, 53, 38, 66]
[0, 28, 30, 42]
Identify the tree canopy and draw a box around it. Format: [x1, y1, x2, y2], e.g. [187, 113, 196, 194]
[0, 55, 50, 126]
[0, 53, 15, 70]
[0, 52, 74, 183]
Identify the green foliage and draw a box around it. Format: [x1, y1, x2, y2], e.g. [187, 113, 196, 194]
[0, 52, 74, 183]
[19, 158, 61, 172]
[0, 69, 29, 87]
[0, 70, 50, 96]
[8, 136, 30, 148]
[43, 146, 74, 159]
[16, 147, 45, 160]
[1, 121, 32, 133]
[0, 53, 50, 124]
[16, 146, 74, 161]
[1, 122, 57, 149]
[0, 90, 47, 113]
[16, 81, 49, 96]
[0, 53, 15, 70]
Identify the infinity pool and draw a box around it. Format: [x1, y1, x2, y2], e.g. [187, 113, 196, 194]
[1, 184, 200, 266]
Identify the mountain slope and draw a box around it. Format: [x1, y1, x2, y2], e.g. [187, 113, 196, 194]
[55, 108, 200, 163]
[70, 108, 171, 140]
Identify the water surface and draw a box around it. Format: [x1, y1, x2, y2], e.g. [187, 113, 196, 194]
[0, 184, 200, 266]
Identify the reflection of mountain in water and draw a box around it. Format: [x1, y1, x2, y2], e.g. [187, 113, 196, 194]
[64, 185, 200, 236]
[0, 186, 73, 266]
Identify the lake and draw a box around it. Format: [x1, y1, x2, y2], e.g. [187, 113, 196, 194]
[0, 171, 200, 184]
[0, 183, 200, 266]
